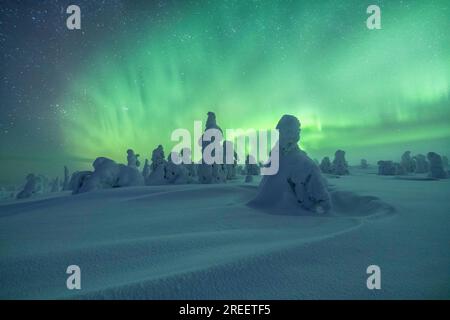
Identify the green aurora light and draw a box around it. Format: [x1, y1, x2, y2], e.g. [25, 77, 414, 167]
[61, 0, 450, 166]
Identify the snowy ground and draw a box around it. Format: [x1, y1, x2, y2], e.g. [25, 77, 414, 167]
[1, 168, 449, 299]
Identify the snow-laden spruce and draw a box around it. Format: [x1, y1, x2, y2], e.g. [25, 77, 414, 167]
[146, 145, 167, 185]
[127, 149, 140, 168]
[331, 150, 349, 175]
[249, 115, 331, 213]
[319, 156, 332, 173]
[427, 152, 447, 179]
[197, 112, 227, 184]
[16, 173, 39, 199]
[413, 154, 429, 174]
[142, 159, 150, 180]
[400, 151, 415, 173]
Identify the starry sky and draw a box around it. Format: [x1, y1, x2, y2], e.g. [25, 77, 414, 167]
[1, 0, 449, 184]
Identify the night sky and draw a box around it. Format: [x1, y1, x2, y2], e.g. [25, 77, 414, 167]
[1, 0, 449, 184]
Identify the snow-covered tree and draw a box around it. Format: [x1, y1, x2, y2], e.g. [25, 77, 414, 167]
[127, 149, 140, 168]
[198, 112, 226, 184]
[401, 151, 415, 173]
[413, 154, 429, 173]
[75, 157, 144, 193]
[319, 157, 332, 173]
[331, 150, 349, 175]
[377, 160, 396, 175]
[427, 152, 447, 179]
[142, 159, 150, 179]
[249, 115, 331, 213]
[16, 174, 38, 199]
[146, 145, 168, 185]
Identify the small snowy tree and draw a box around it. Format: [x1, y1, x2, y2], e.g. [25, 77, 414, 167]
[16, 174, 38, 199]
[146, 145, 168, 185]
[331, 150, 349, 175]
[164, 151, 192, 184]
[319, 157, 332, 173]
[427, 152, 447, 179]
[69, 171, 92, 194]
[400, 151, 415, 173]
[413, 154, 429, 173]
[377, 160, 396, 175]
[198, 112, 226, 184]
[127, 149, 140, 168]
[142, 159, 150, 179]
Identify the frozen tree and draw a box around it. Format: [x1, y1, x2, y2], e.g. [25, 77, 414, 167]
[151, 145, 165, 171]
[77, 157, 120, 193]
[360, 159, 368, 169]
[427, 152, 447, 179]
[413, 154, 429, 174]
[62, 166, 70, 190]
[16, 174, 39, 199]
[331, 150, 349, 175]
[319, 157, 332, 173]
[117, 164, 145, 187]
[198, 112, 226, 184]
[249, 115, 331, 213]
[377, 161, 396, 175]
[127, 149, 140, 168]
[164, 151, 193, 184]
[146, 145, 168, 185]
[76, 157, 144, 193]
[142, 159, 150, 179]
[69, 171, 92, 194]
[400, 151, 415, 173]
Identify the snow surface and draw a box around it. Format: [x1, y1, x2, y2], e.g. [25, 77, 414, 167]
[0, 168, 449, 299]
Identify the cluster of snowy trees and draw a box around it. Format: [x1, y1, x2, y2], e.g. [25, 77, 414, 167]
[319, 149, 349, 176]
[12, 110, 447, 217]
[15, 112, 258, 198]
[377, 151, 448, 179]
[13, 113, 332, 214]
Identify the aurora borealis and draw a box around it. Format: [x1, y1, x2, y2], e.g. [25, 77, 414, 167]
[1, 0, 449, 184]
